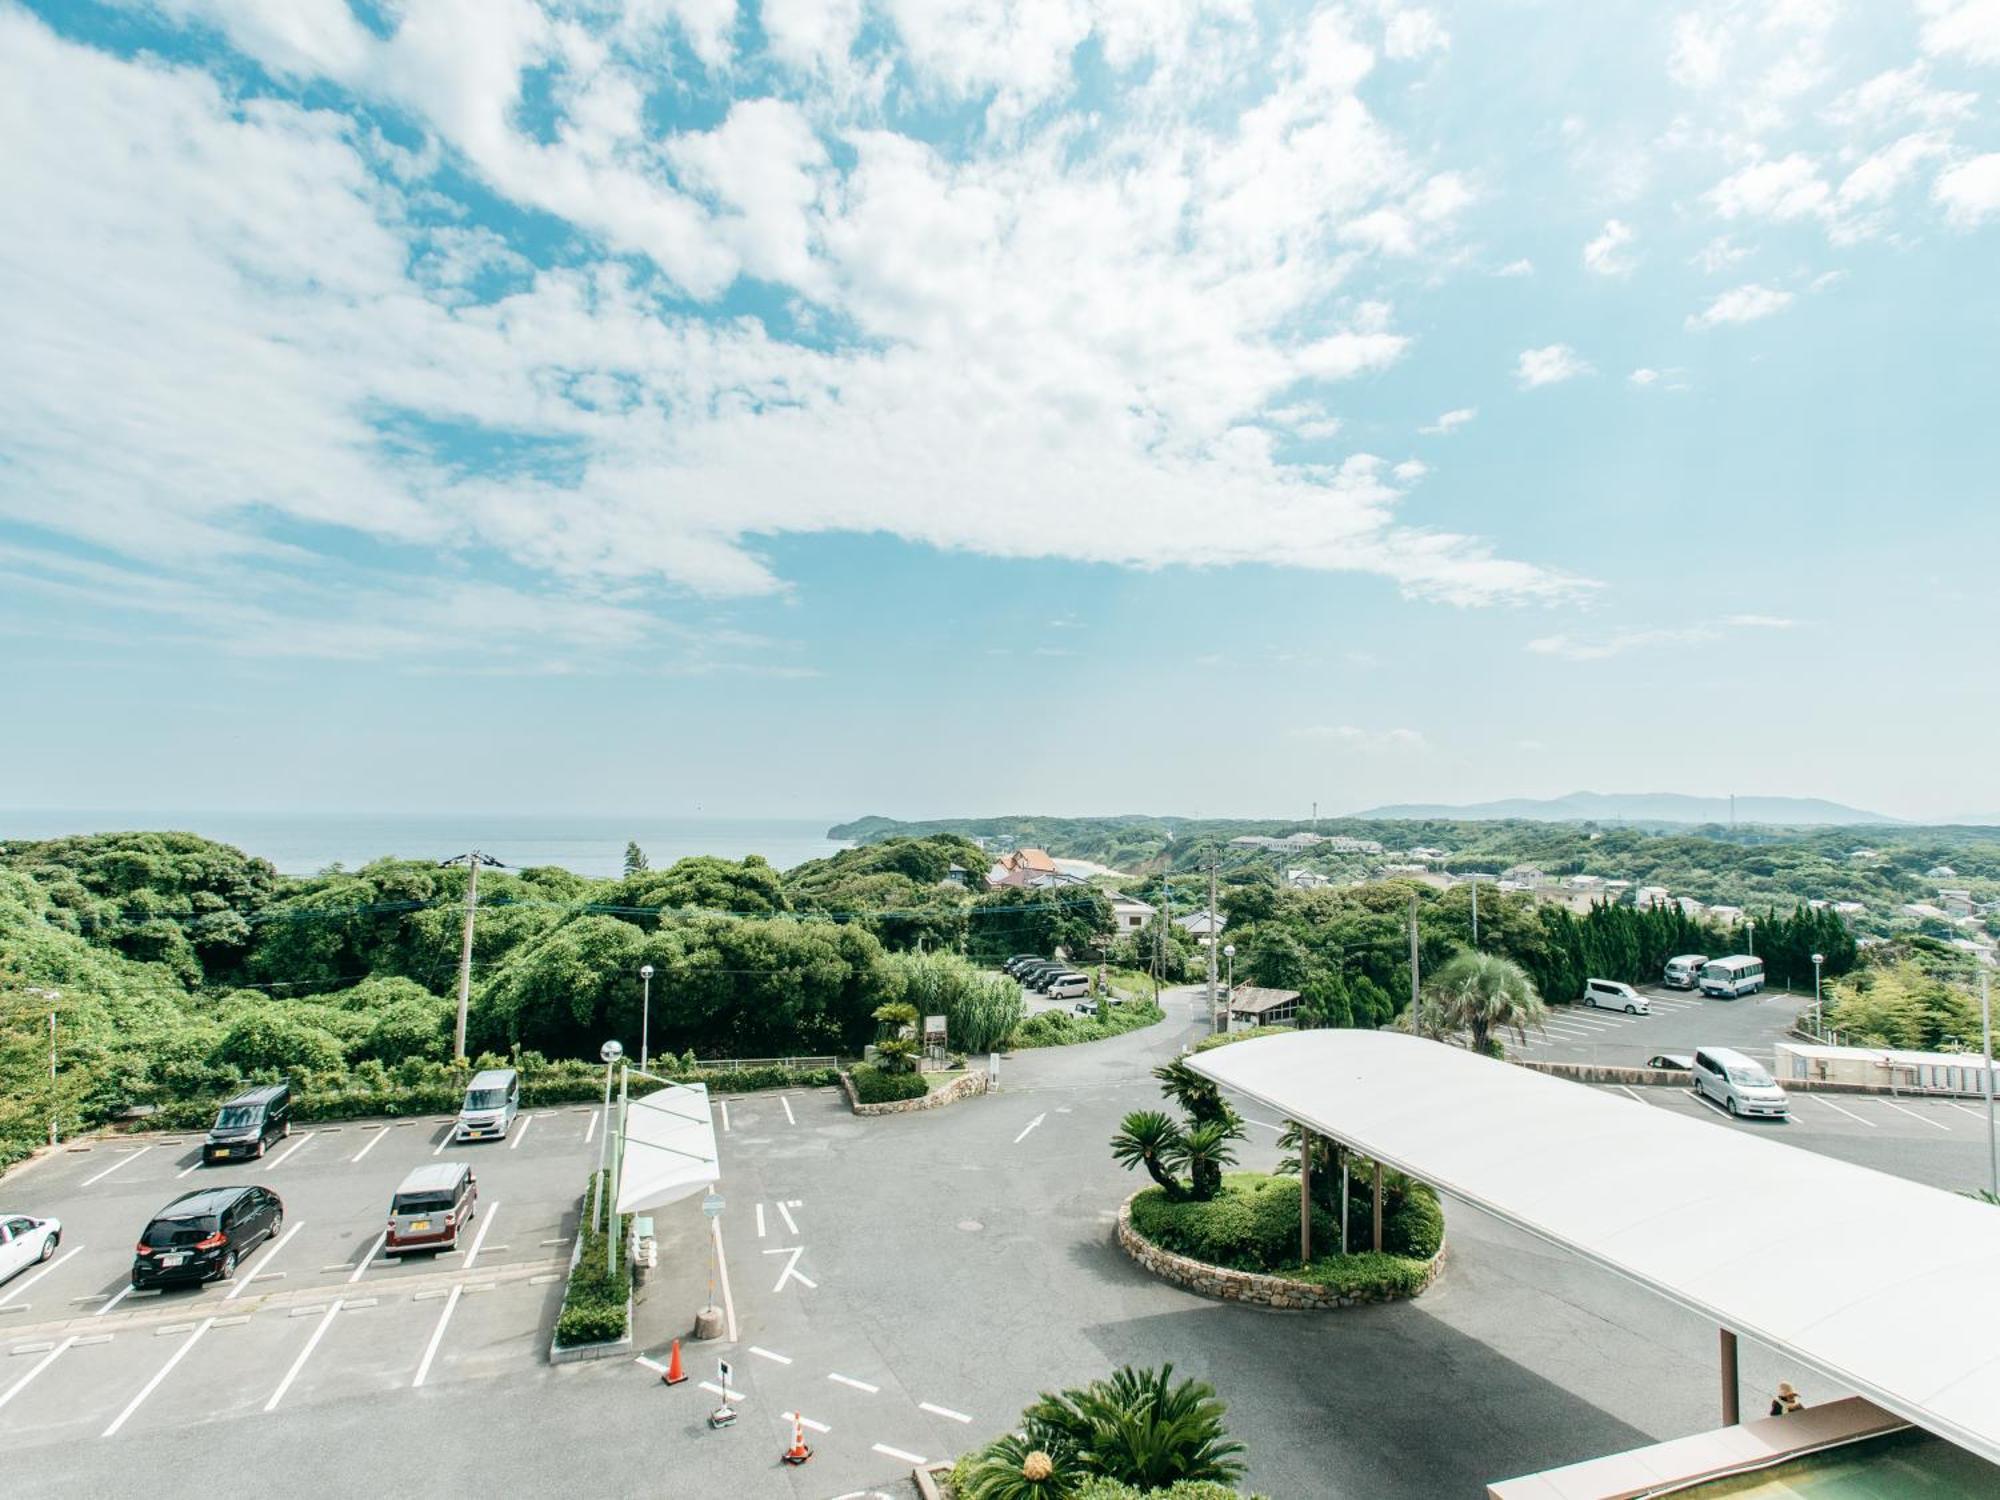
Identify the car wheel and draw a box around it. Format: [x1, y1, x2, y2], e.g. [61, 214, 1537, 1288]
[1725, 1096, 1738, 1116]
[39, 1233, 57, 1262]
[218, 1250, 239, 1281]
[1626, 1004, 1639, 1015]
[280, 1120, 290, 1139]
[269, 1209, 282, 1241]
[254, 1139, 266, 1158]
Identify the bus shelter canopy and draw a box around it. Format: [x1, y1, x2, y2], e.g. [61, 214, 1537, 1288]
[1188, 1029, 2000, 1468]
[615, 1080, 721, 1215]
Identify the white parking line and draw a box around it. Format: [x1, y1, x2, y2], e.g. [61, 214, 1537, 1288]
[1013, 1112, 1047, 1144]
[763, 1247, 816, 1293]
[0, 1336, 75, 1413]
[1949, 1101, 1993, 1119]
[431, 1128, 454, 1157]
[749, 1344, 793, 1364]
[777, 1202, 798, 1236]
[781, 1095, 797, 1125]
[584, 1109, 598, 1146]
[508, 1116, 536, 1151]
[411, 1285, 462, 1387]
[264, 1132, 316, 1172]
[350, 1127, 390, 1164]
[83, 1147, 150, 1187]
[1810, 1095, 1878, 1128]
[463, 1202, 500, 1270]
[104, 1318, 213, 1436]
[1614, 1086, 1645, 1103]
[710, 1216, 737, 1342]
[265, 1300, 341, 1411]
[755, 1203, 766, 1239]
[1243, 1118, 1284, 1133]
[349, 1231, 387, 1284]
[699, 1379, 747, 1400]
[229, 1220, 304, 1301]
[176, 1159, 206, 1179]
[0, 1245, 81, 1308]
[95, 1284, 136, 1318]
[829, 1372, 879, 1393]
[717, 1100, 730, 1133]
[920, 1401, 972, 1423]
[1880, 1100, 1951, 1132]
[873, 1444, 926, 1465]
[784, 1411, 832, 1433]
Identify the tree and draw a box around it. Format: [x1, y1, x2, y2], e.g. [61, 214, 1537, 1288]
[1108, 1060, 1243, 1201]
[623, 841, 648, 878]
[1017, 1364, 1246, 1491]
[1415, 949, 1547, 1055]
[1110, 1110, 1188, 1200]
[872, 1000, 921, 1073]
[1165, 1119, 1240, 1201]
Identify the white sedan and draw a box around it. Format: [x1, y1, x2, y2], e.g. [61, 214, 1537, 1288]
[0, 1213, 62, 1282]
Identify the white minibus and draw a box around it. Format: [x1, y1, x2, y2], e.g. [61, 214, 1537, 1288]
[1699, 955, 1765, 999]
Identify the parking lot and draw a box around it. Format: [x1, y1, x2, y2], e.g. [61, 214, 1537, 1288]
[0, 1106, 601, 1456]
[1513, 982, 1808, 1069]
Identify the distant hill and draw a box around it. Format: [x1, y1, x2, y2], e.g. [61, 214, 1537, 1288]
[1350, 792, 1899, 826]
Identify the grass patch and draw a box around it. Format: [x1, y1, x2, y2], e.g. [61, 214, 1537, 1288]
[1008, 1000, 1164, 1050]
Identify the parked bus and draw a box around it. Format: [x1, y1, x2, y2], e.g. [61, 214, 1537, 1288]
[1699, 954, 1765, 999]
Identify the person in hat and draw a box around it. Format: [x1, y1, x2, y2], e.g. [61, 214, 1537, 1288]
[1770, 1382, 1804, 1417]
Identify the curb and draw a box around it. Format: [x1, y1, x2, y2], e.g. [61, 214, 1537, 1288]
[839, 1068, 989, 1117]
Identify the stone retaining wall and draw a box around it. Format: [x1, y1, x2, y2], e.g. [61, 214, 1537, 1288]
[841, 1067, 989, 1117]
[1517, 1057, 1974, 1097]
[1114, 1192, 1444, 1310]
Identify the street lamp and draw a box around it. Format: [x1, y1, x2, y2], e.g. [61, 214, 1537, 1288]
[1746, 919, 1756, 957]
[596, 1039, 623, 1232]
[1223, 943, 1236, 998]
[638, 965, 655, 1071]
[1811, 952, 1824, 1036]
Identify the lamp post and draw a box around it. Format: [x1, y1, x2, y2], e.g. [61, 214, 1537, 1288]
[1222, 944, 1236, 1031]
[1746, 919, 1756, 957]
[596, 1039, 623, 1232]
[1811, 952, 1824, 1036]
[638, 964, 655, 1071]
[1982, 970, 1997, 1204]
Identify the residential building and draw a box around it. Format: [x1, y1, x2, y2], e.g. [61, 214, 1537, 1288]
[1175, 909, 1227, 936]
[1901, 903, 1949, 921]
[1927, 865, 1958, 879]
[1706, 904, 1745, 924]
[1938, 890, 1976, 917]
[1502, 864, 1546, 885]
[1635, 885, 1673, 910]
[1109, 895, 1155, 934]
[1225, 987, 1303, 1028]
[1832, 901, 1867, 919]
[1286, 869, 1333, 890]
[986, 847, 1060, 888]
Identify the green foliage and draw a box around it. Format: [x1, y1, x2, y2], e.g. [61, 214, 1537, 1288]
[849, 1063, 930, 1103]
[601, 856, 788, 920]
[1010, 1001, 1163, 1049]
[1277, 1251, 1433, 1299]
[1130, 1176, 1336, 1271]
[554, 1171, 631, 1348]
[622, 841, 648, 878]
[1823, 959, 1984, 1049]
[783, 835, 984, 950]
[1016, 1364, 1246, 1492]
[1111, 1110, 1188, 1200]
[1411, 949, 1546, 1053]
[888, 951, 1022, 1054]
[957, 1435, 1079, 1499]
[968, 885, 1116, 963]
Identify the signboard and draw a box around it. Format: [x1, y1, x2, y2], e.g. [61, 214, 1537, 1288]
[717, 1358, 733, 1389]
[702, 1191, 724, 1220]
[923, 1014, 947, 1044]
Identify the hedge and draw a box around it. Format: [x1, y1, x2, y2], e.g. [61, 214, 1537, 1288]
[554, 1170, 631, 1348]
[1008, 1000, 1164, 1050]
[1275, 1251, 1434, 1300]
[850, 1063, 929, 1104]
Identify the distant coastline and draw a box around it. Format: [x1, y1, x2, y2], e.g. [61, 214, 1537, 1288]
[0, 810, 849, 879]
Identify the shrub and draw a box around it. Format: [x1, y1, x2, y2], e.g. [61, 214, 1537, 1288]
[1130, 1175, 1337, 1273]
[1386, 1184, 1445, 1260]
[1009, 1001, 1163, 1050]
[1277, 1251, 1432, 1300]
[849, 1063, 929, 1104]
[554, 1170, 631, 1348]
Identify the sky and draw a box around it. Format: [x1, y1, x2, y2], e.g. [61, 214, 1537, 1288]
[2, 0, 1997, 824]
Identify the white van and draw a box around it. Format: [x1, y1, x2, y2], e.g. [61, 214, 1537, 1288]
[1045, 973, 1091, 1001]
[1582, 978, 1649, 1014]
[1663, 954, 1708, 990]
[454, 1068, 520, 1141]
[1700, 956, 1765, 999]
[1691, 1047, 1789, 1118]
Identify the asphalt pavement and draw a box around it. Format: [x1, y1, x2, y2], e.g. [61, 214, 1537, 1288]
[1510, 981, 1808, 1068]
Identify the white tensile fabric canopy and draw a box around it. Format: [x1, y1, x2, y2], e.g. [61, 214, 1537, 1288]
[1188, 1029, 2000, 1468]
[614, 1081, 721, 1215]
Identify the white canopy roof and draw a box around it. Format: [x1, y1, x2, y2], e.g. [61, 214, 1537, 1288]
[1189, 1029, 2000, 1467]
[615, 1081, 721, 1216]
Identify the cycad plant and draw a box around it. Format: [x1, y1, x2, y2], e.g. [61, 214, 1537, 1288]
[1110, 1059, 1244, 1202]
[1111, 1109, 1188, 1200]
[1166, 1118, 1239, 1202]
[1018, 1364, 1247, 1491]
[959, 1435, 1078, 1500]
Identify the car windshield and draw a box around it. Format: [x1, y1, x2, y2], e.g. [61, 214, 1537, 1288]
[464, 1088, 508, 1110]
[394, 1191, 455, 1215]
[1729, 1063, 1776, 1087]
[145, 1216, 217, 1247]
[213, 1105, 260, 1129]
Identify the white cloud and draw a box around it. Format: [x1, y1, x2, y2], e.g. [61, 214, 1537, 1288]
[1292, 725, 1431, 753]
[1693, 235, 1751, 273]
[1529, 613, 1792, 661]
[1392, 459, 1428, 482]
[1686, 283, 1795, 329]
[1515, 345, 1593, 388]
[1581, 218, 1638, 276]
[1669, 13, 1731, 90]
[1707, 153, 1830, 221]
[1724, 613, 1796, 629]
[1379, 5, 1450, 60]
[1495, 258, 1534, 276]
[1920, 0, 2000, 66]
[0, 3, 1589, 654]
[1825, 64, 1976, 127]
[1935, 153, 2000, 225]
[1420, 407, 1476, 435]
[1629, 368, 1660, 386]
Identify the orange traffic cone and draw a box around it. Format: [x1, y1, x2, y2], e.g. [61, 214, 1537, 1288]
[781, 1412, 813, 1466]
[661, 1339, 688, 1386]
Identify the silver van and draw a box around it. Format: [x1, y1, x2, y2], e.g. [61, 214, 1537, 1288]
[454, 1068, 520, 1142]
[385, 1162, 477, 1255]
[1582, 978, 1649, 1014]
[1045, 973, 1091, 1000]
[1691, 1047, 1790, 1119]
[1663, 954, 1708, 990]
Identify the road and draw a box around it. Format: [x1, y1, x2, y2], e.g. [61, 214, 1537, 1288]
[7, 989, 1996, 1498]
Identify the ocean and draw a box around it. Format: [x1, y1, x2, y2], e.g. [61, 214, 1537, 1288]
[0, 811, 851, 879]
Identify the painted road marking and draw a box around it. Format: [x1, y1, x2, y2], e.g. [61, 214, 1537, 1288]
[1811, 1095, 1878, 1128]
[350, 1231, 387, 1284]
[0, 1245, 81, 1308]
[763, 1247, 817, 1293]
[781, 1095, 797, 1125]
[1243, 1118, 1283, 1133]
[350, 1126, 390, 1164]
[95, 1284, 136, 1318]
[265, 1300, 341, 1411]
[920, 1402, 973, 1423]
[584, 1108, 598, 1146]
[700, 1379, 747, 1400]
[718, 1100, 731, 1133]
[1880, 1100, 1951, 1132]
[711, 1216, 738, 1342]
[829, 1372, 879, 1393]
[783, 1411, 832, 1433]
[1013, 1112, 1047, 1144]
[463, 1202, 500, 1270]
[749, 1344, 793, 1364]
[431, 1128, 453, 1157]
[508, 1115, 536, 1151]
[0, 1336, 75, 1414]
[176, 1158, 206, 1179]
[1949, 1101, 1994, 1119]
[777, 1202, 799, 1235]
[873, 1444, 926, 1465]
[755, 1203, 766, 1239]
[1615, 1086, 1645, 1103]
[83, 1147, 150, 1187]
[411, 1285, 462, 1387]
[104, 1319, 213, 1436]
[229, 1220, 304, 1300]
[264, 1132, 316, 1172]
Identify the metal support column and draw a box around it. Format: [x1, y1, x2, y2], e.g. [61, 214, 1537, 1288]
[1299, 1127, 1313, 1263]
[1719, 1328, 1740, 1425]
[1372, 1160, 1384, 1252]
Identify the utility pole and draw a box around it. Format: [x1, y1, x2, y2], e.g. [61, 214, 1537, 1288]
[1983, 969, 1997, 1204]
[1408, 891, 1421, 1025]
[1206, 851, 1220, 1031]
[440, 851, 504, 1063]
[1471, 877, 1479, 949]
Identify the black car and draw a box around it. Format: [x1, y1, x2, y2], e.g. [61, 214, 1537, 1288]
[203, 1082, 291, 1163]
[132, 1185, 283, 1288]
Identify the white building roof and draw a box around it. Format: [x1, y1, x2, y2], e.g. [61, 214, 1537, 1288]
[1188, 1029, 2000, 1468]
[615, 1081, 722, 1215]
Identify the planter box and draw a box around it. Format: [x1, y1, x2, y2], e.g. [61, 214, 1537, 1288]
[547, 1213, 635, 1365]
[840, 1068, 989, 1117]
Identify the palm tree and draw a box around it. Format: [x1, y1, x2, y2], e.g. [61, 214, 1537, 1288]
[1166, 1118, 1239, 1202]
[1111, 1110, 1188, 1199]
[1420, 950, 1547, 1055]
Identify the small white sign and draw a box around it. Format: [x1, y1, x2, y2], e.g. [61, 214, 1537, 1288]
[717, 1358, 733, 1388]
[702, 1192, 725, 1219]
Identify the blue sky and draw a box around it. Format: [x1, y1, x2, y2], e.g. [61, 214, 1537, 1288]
[2, 0, 1997, 822]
